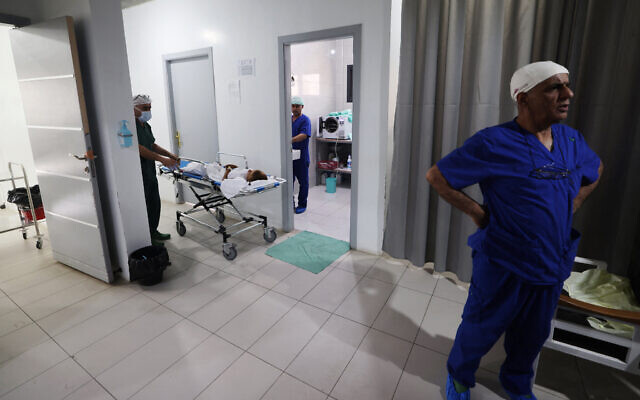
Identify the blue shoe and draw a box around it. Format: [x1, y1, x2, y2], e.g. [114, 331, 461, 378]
[446, 375, 470, 400]
[505, 390, 536, 400]
[295, 206, 306, 214]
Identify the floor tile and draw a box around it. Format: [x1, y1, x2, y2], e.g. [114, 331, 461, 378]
[247, 259, 298, 289]
[62, 379, 115, 400]
[139, 263, 216, 304]
[0, 297, 18, 317]
[74, 306, 182, 376]
[433, 276, 468, 304]
[0, 309, 31, 337]
[0, 323, 49, 365]
[272, 266, 333, 300]
[396, 265, 438, 294]
[334, 277, 395, 326]
[22, 278, 109, 321]
[10, 271, 88, 307]
[188, 281, 267, 332]
[0, 263, 71, 295]
[286, 315, 369, 394]
[164, 270, 241, 316]
[54, 293, 158, 355]
[217, 290, 297, 349]
[372, 286, 431, 342]
[1, 358, 91, 400]
[195, 352, 281, 400]
[262, 373, 327, 400]
[302, 268, 361, 312]
[415, 296, 462, 355]
[534, 348, 585, 399]
[221, 246, 273, 279]
[365, 257, 407, 284]
[331, 329, 412, 400]
[0, 340, 68, 397]
[97, 319, 209, 400]
[249, 302, 330, 370]
[37, 286, 137, 337]
[130, 334, 243, 400]
[393, 345, 448, 400]
[334, 251, 379, 276]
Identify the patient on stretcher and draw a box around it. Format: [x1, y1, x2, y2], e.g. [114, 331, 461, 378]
[180, 161, 266, 182]
[221, 164, 267, 182]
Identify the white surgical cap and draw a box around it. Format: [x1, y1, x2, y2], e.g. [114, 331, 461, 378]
[510, 61, 569, 101]
[291, 96, 304, 106]
[133, 94, 152, 105]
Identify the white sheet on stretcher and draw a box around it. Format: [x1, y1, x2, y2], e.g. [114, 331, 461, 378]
[220, 177, 279, 198]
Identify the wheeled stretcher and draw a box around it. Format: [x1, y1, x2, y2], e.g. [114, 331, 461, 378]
[159, 153, 285, 260]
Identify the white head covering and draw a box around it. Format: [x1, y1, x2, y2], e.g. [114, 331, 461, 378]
[510, 61, 569, 102]
[133, 94, 152, 106]
[291, 96, 304, 106]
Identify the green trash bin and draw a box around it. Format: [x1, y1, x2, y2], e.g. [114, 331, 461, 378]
[326, 177, 337, 193]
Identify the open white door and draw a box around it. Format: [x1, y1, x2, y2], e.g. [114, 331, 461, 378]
[9, 17, 113, 282]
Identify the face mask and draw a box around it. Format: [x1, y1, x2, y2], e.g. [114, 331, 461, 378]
[138, 110, 152, 123]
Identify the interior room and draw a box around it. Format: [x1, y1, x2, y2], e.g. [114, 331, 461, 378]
[0, 0, 639, 399]
[290, 37, 354, 242]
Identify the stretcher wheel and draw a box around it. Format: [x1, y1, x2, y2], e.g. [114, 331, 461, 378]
[22, 232, 27, 240]
[263, 227, 277, 243]
[176, 221, 186, 236]
[223, 244, 237, 261]
[36, 240, 42, 249]
[215, 209, 225, 223]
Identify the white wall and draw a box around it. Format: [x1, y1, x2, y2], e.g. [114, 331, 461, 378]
[123, 0, 392, 254]
[0, 26, 37, 194]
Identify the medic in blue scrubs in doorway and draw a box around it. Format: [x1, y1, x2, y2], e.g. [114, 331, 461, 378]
[291, 96, 311, 214]
[426, 62, 603, 400]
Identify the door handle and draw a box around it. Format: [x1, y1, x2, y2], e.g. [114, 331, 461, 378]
[176, 130, 182, 148]
[69, 150, 97, 161]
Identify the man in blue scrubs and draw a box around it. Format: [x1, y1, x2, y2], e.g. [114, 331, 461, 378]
[426, 61, 603, 400]
[291, 96, 311, 214]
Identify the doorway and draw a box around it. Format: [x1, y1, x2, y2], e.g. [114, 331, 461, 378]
[163, 48, 219, 204]
[279, 26, 361, 247]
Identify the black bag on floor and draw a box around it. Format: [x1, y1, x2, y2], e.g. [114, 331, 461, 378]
[128, 245, 170, 286]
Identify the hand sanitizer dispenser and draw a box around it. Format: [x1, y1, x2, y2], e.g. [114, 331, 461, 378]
[118, 120, 133, 148]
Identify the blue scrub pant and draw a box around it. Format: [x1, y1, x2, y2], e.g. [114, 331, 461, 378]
[447, 251, 562, 395]
[293, 159, 309, 208]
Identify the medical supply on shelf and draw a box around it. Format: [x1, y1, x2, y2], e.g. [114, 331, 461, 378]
[347, 155, 352, 169]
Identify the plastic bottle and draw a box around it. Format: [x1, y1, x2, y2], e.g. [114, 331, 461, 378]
[347, 155, 352, 169]
[118, 120, 133, 148]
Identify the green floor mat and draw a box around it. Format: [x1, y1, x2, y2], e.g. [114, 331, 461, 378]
[266, 231, 349, 274]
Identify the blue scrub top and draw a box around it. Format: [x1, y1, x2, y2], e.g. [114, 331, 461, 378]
[437, 120, 600, 285]
[292, 114, 311, 163]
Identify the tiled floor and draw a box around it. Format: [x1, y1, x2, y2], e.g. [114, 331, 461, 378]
[294, 185, 350, 242]
[0, 202, 639, 399]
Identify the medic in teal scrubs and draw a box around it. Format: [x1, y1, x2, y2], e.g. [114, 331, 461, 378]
[426, 62, 603, 400]
[133, 94, 180, 247]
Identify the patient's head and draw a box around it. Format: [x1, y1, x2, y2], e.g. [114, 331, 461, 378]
[246, 169, 267, 182]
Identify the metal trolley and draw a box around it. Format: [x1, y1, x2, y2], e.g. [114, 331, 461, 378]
[160, 153, 284, 261]
[0, 162, 45, 249]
